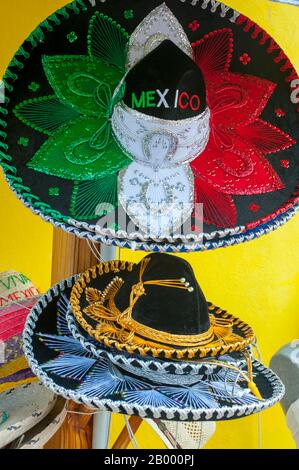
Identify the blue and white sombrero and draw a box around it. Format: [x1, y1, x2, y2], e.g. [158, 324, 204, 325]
[23, 272, 284, 422]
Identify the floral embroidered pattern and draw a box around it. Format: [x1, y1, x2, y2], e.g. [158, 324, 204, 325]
[12, 10, 297, 230]
[28, 82, 40, 92]
[14, 13, 131, 221]
[239, 53, 251, 65]
[188, 20, 200, 32]
[191, 29, 295, 227]
[275, 108, 285, 118]
[49, 187, 60, 196]
[17, 137, 29, 147]
[280, 159, 290, 169]
[249, 203, 261, 213]
[124, 9, 134, 20]
[67, 31, 78, 43]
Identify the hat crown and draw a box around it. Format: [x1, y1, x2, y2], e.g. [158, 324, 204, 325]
[123, 40, 207, 120]
[114, 253, 210, 336]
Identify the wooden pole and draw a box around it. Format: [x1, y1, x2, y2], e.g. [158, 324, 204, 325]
[45, 228, 99, 449]
[44, 228, 140, 449]
[112, 417, 142, 449]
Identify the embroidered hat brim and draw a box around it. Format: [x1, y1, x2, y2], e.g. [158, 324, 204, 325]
[65, 296, 253, 382]
[69, 260, 255, 360]
[23, 277, 284, 421]
[1, 0, 298, 252]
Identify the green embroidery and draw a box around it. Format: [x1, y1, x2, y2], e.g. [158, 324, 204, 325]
[67, 31, 78, 43]
[18, 137, 29, 147]
[70, 174, 119, 220]
[42, 55, 123, 116]
[3, 4, 131, 225]
[49, 187, 60, 196]
[27, 117, 130, 181]
[87, 12, 129, 69]
[0, 0, 89, 224]
[124, 10, 134, 20]
[14, 96, 80, 136]
[28, 82, 40, 92]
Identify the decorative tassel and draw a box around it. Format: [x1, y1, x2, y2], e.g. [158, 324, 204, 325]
[248, 380, 263, 401]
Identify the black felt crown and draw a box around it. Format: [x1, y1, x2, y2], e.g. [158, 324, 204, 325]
[123, 40, 207, 120]
[114, 253, 210, 336]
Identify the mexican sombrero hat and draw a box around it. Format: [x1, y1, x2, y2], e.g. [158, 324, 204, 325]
[70, 253, 256, 360]
[23, 255, 284, 421]
[0, 271, 40, 394]
[1, 0, 298, 252]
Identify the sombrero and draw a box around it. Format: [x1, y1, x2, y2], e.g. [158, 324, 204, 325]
[0, 271, 39, 393]
[0, 0, 298, 252]
[65, 293, 254, 382]
[70, 253, 255, 360]
[0, 382, 56, 449]
[23, 262, 284, 422]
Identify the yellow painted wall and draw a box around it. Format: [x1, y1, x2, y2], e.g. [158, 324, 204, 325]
[0, 0, 298, 449]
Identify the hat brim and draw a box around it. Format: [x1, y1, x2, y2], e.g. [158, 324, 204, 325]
[23, 278, 284, 422]
[0, 382, 56, 448]
[70, 260, 255, 360]
[1, 0, 299, 251]
[66, 298, 253, 383]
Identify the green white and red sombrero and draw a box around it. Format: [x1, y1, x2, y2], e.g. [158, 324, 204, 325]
[0, 0, 298, 251]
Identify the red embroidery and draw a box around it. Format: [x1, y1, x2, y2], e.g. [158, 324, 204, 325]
[190, 29, 296, 228]
[249, 203, 261, 212]
[280, 159, 290, 169]
[188, 20, 200, 32]
[275, 108, 285, 117]
[192, 29, 233, 76]
[237, 15, 298, 83]
[239, 53, 251, 65]
[194, 178, 237, 228]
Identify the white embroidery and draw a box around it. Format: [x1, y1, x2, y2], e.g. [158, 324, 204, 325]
[118, 162, 194, 237]
[112, 102, 210, 169]
[126, 3, 193, 69]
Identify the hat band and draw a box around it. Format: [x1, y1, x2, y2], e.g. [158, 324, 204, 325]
[80, 258, 236, 348]
[117, 314, 233, 348]
[112, 101, 210, 169]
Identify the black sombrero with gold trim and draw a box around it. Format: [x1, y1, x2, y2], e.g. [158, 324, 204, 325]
[70, 253, 255, 360]
[23, 275, 284, 421]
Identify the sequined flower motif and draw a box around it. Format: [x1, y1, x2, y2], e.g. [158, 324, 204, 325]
[188, 20, 200, 32]
[275, 108, 285, 118]
[18, 137, 29, 147]
[49, 187, 60, 196]
[124, 9, 134, 20]
[280, 159, 290, 169]
[249, 203, 261, 213]
[14, 13, 131, 221]
[67, 31, 78, 43]
[191, 29, 295, 228]
[239, 53, 251, 65]
[28, 82, 40, 92]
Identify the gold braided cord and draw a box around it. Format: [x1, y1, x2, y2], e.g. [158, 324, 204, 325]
[118, 315, 232, 347]
[200, 356, 262, 401]
[70, 260, 255, 360]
